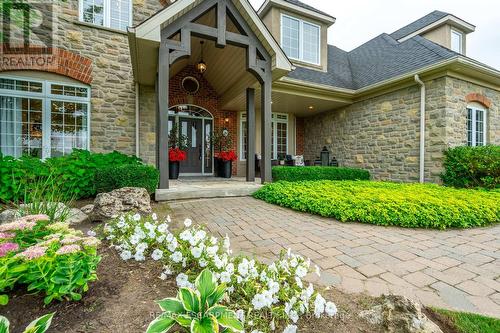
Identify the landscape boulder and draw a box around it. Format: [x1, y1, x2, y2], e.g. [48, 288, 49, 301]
[89, 187, 151, 221]
[0, 209, 20, 224]
[358, 295, 443, 333]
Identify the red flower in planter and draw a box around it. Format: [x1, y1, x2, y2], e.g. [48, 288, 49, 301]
[218, 150, 238, 162]
[169, 148, 187, 162]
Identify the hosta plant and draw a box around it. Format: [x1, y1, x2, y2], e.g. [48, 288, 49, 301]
[147, 269, 243, 333]
[0, 312, 54, 333]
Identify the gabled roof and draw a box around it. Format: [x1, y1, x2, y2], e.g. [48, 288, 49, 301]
[258, 0, 335, 25]
[281, 0, 333, 19]
[390, 10, 475, 41]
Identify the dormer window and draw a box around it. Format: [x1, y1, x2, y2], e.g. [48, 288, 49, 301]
[79, 0, 132, 31]
[281, 14, 320, 65]
[451, 29, 463, 53]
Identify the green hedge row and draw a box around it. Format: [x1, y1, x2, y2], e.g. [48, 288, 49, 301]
[254, 180, 500, 229]
[272, 166, 370, 182]
[441, 145, 500, 189]
[95, 164, 159, 194]
[0, 150, 158, 203]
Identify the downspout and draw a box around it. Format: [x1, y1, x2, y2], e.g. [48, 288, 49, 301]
[414, 74, 425, 183]
[135, 82, 140, 157]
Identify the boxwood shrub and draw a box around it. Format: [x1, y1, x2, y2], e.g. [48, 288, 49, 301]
[254, 180, 500, 229]
[272, 166, 370, 182]
[0, 150, 155, 203]
[95, 164, 160, 194]
[441, 145, 500, 189]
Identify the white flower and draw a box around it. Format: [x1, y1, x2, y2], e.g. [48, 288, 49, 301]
[166, 215, 172, 223]
[157, 223, 168, 233]
[170, 251, 183, 263]
[176, 273, 189, 288]
[180, 230, 192, 241]
[129, 234, 141, 245]
[191, 246, 203, 258]
[152, 213, 158, 221]
[184, 218, 192, 227]
[296, 265, 307, 278]
[315, 265, 321, 277]
[238, 259, 249, 276]
[235, 309, 245, 324]
[314, 294, 326, 318]
[210, 236, 218, 245]
[167, 238, 178, 252]
[151, 249, 163, 261]
[294, 276, 303, 288]
[227, 286, 234, 293]
[133, 213, 141, 221]
[157, 234, 166, 243]
[250, 331, 263, 333]
[136, 242, 148, 253]
[283, 325, 297, 333]
[199, 258, 208, 267]
[325, 301, 337, 317]
[194, 230, 207, 242]
[206, 245, 218, 256]
[163, 265, 172, 275]
[87, 230, 96, 237]
[268, 280, 280, 294]
[288, 310, 299, 323]
[270, 319, 275, 331]
[144, 222, 155, 232]
[251, 293, 267, 310]
[223, 234, 230, 250]
[182, 258, 187, 268]
[159, 273, 168, 280]
[226, 263, 235, 275]
[120, 250, 132, 260]
[289, 257, 298, 268]
[134, 251, 145, 261]
[220, 271, 231, 283]
[166, 233, 174, 243]
[117, 219, 126, 229]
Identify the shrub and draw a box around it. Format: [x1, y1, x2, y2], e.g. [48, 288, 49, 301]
[95, 164, 159, 194]
[104, 214, 338, 332]
[441, 145, 500, 189]
[253, 181, 500, 229]
[0, 214, 101, 305]
[272, 166, 370, 182]
[0, 150, 143, 203]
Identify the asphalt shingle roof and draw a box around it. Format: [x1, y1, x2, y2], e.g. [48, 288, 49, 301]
[390, 10, 449, 40]
[287, 32, 458, 90]
[282, 0, 333, 19]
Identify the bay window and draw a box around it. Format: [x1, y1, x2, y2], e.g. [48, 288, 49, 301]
[80, 0, 132, 31]
[0, 76, 91, 159]
[467, 105, 486, 146]
[281, 14, 320, 65]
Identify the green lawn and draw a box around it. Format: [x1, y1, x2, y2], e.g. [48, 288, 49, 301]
[253, 181, 500, 229]
[431, 308, 500, 333]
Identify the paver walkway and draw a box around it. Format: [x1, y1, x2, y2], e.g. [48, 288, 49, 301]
[170, 197, 500, 318]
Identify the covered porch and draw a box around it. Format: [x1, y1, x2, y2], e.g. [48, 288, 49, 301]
[128, 0, 293, 200]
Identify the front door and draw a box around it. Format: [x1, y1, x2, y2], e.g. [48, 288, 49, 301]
[179, 117, 203, 173]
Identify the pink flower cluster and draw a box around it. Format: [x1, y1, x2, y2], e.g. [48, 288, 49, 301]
[56, 244, 81, 255]
[0, 232, 15, 240]
[16, 245, 48, 260]
[0, 214, 49, 233]
[0, 242, 19, 257]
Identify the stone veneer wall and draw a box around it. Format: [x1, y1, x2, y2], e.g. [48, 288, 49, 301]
[52, 0, 164, 154]
[139, 65, 239, 175]
[303, 77, 448, 182]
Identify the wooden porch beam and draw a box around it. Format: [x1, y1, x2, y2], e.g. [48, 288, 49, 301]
[216, 0, 226, 47]
[246, 88, 255, 182]
[158, 44, 170, 189]
[260, 67, 272, 183]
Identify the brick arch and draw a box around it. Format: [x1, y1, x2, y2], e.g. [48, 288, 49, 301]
[0, 47, 93, 84]
[466, 93, 492, 108]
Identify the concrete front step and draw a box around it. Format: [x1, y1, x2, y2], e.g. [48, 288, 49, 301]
[155, 180, 262, 201]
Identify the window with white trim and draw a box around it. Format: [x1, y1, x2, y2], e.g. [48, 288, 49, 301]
[281, 14, 320, 65]
[240, 113, 288, 161]
[80, 0, 132, 31]
[451, 29, 463, 53]
[466, 105, 486, 146]
[0, 76, 91, 159]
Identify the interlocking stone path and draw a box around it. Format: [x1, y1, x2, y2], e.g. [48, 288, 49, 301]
[170, 197, 500, 317]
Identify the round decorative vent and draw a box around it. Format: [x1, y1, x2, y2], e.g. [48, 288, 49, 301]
[181, 76, 200, 94]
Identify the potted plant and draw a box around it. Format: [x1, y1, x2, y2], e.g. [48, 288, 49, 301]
[212, 128, 236, 178]
[168, 123, 189, 179]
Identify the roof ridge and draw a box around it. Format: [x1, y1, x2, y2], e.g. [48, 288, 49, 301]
[410, 35, 457, 59]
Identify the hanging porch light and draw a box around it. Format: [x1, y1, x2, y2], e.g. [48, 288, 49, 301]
[196, 40, 207, 74]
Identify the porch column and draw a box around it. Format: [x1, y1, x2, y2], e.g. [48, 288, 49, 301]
[246, 88, 255, 181]
[157, 44, 170, 189]
[260, 71, 272, 183]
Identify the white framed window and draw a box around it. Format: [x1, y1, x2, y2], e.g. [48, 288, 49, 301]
[0, 76, 91, 159]
[79, 0, 132, 31]
[281, 14, 320, 65]
[451, 29, 463, 53]
[466, 105, 486, 146]
[239, 113, 288, 161]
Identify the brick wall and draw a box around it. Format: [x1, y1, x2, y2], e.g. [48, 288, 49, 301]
[295, 117, 305, 155]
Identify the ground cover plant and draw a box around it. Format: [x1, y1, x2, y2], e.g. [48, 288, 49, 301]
[0, 150, 153, 203]
[104, 213, 338, 332]
[441, 145, 500, 189]
[0, 214, 101, 305]
[253, 181, 500, 229]
[272, 166, 370, 182]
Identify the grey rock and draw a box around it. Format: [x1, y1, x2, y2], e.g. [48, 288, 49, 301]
[0, 209, 21, 224]
[67, 208, 88, 225]
[90, 187, 151, 221]
[358, 295, 443, 333]
[81, 204, 95, 214]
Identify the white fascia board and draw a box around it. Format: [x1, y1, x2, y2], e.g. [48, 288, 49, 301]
[258, 0, 335, 25]
[398, 15, 476, 42]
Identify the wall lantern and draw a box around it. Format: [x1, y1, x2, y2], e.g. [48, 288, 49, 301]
[196, 41, 207, 74]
